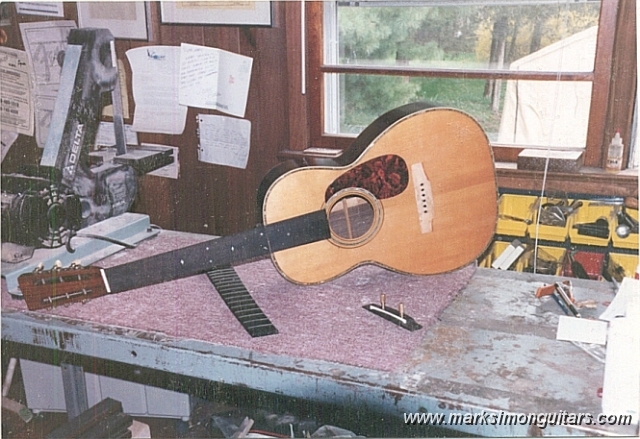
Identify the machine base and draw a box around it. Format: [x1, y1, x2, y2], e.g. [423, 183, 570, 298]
[2, 213, 159, 297]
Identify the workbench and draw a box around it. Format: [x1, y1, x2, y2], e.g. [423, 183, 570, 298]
[2, 230, 637, 437]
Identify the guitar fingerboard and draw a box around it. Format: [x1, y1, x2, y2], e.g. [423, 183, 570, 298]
[206, 266, 278, 338]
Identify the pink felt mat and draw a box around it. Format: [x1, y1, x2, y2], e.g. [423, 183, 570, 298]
[2, 231, 476, 372]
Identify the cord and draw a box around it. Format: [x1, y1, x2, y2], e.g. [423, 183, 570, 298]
[533, 2, 572, 274]
[65, 230, 137, 253]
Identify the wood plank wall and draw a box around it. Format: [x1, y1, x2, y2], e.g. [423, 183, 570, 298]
[2, 2, 296, 236]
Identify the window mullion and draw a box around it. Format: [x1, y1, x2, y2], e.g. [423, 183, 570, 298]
[323, 1, 340, 134]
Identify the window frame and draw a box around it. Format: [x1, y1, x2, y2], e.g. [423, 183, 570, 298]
[293, 0, 637, 196]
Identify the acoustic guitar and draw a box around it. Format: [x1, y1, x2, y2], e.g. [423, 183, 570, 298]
[18, 104, 497, 310]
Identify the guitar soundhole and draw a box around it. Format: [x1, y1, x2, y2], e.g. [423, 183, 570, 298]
[327, 189, 382, 248]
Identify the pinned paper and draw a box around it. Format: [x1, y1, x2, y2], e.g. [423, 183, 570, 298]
[0, 47, 33, 136]
[19, 20, 76, 147]
[197, 114, 251, 169]
[126, 46, 187, 135]
[179, 43, 253, 118]
[95, 122, 138, 147]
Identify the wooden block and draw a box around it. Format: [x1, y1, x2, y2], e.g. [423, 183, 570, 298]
[517, 149, 584, 172]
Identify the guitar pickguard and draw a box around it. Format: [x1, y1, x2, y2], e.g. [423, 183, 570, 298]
[325, 154, 409, 201]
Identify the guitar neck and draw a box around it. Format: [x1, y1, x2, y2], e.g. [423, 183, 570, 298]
[103, 209, 330, 294]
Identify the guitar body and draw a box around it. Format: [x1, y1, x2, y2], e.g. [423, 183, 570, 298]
[263, 105, 497, 284]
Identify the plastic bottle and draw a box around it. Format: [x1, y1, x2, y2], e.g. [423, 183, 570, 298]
[606, 131, 624, 172]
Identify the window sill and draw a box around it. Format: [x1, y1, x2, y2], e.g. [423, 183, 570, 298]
[278, 149, 638, 198]
[495, 162, 638, 197]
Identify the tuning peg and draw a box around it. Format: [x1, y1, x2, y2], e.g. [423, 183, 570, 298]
[53, 260, 63, 271]
[34, 263, 44, 273]
[69, 260, 82, 269]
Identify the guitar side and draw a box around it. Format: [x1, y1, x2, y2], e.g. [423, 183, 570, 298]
[263, 107, 498, 285]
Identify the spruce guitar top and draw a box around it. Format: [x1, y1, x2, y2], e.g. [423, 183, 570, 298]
[18, 104, 497, 310]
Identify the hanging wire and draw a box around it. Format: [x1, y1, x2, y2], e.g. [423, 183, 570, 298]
[533, 0, 572, 274]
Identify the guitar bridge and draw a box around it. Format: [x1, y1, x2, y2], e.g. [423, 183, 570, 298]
[411, 163, 434, 234]
[363, 294, 422, 331]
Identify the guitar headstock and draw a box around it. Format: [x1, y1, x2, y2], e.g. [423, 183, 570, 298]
[18, 262, 109, 311]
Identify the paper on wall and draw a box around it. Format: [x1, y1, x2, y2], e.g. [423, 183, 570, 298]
[197, 114, 251, 169]
[19, 20, 76, 147]
[15, 2, 64, 17]
[179, 43, 253, 118]
[19, 21, 76, 96]
[126, 46, 187, 135]
[95, 121, 138, 148]
[0, 47, 33, 136]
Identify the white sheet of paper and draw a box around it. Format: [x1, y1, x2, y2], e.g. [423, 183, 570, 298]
[599, 277, 640, 321]
[197, 114, 251, 169]
[0, 47, 33, 136]
[602, 298, 640, 423]
[19, 20, 76, 96]
[19, 20, 76, 147]
[179, 43, 253, 118]
[556, 315, 608, 345]
[95, 122, 138, 147]
[126, 46, 187, 135]
[16, 2, 64, 17]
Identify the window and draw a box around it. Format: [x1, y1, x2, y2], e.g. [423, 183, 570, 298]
[326, 0, 598, 143]
[302, 0, 637, 188]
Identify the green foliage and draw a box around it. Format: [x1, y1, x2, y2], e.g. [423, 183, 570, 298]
[336, 2, 601, 136]
[340, 75, 420, 133]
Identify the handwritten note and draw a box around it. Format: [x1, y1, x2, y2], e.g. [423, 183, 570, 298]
[179, 43, 253, 118]
[197, 114, 251, 169]
[126, 46, 187, 135]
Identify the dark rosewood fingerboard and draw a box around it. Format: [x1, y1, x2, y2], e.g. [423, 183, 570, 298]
[206, 266, 278, 338]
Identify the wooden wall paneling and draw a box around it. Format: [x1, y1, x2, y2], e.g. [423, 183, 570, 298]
[140, 15, 206, 234]
[285, 1, 308, 152]
[200, 26, 239, 236]
[194, 3, 290, 236]
[247, 3, 290, 224]
[116, 5, 179, 230]
[1, 3, 23, 50]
